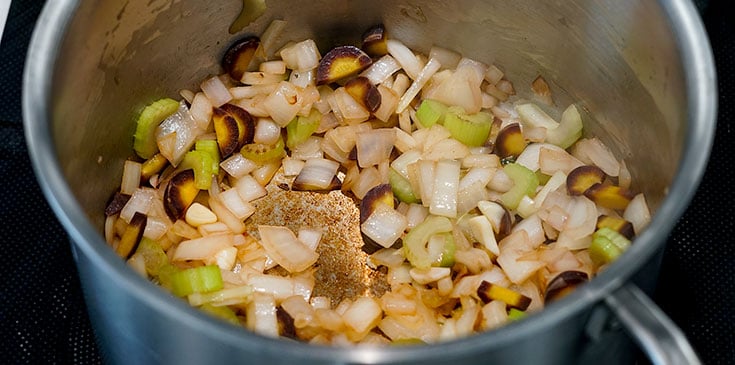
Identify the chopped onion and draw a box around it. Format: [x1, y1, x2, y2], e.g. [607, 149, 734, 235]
[156, 101, 201, 166]
[230, 84, 278, 99]
[220, 188, 256, 220]
[373, 85, 399, 122]
[257, 225, 319, 273]
[253, 117, 282, 145]
[279, 39, 321, 72]
[392, 73, 411, 97]
[241, 71, 285, 85]
[409, 267, 451, 284]
[189, 92, 213, 130]
[538, 146, 584, 175]
[430, 159, 460, 218]
[173, 234, 234, 261]
[282, 157, 305, 176]
[297, 228, 323, 251]
[429, 46, 461, 70]
[294, 158, 340, 190]
[234, 175, 267, 202]
[361, 55, 401, 85]
[334, 87, 370, 123]
[351, 167, 382, 200]
[343, 297, 383, 334]
[573, 138, 620, 177]
[386, 39, 423, 80]
[290, 136, 323, 160]
[356, 128, 396, 168]
[484, 64, 504, 85]
[201, 75, 233, 107]
[220, 153, 258, 179]
[120, 187, 156, 223]
[246, 293, 279, 337]
[624, 193, 651, 235]
[361, 203, 408, 248]
[121, 160, 142, 195]
[248, 274, 296, 301]
[262, 81, 304, 126]
[425, 65, 482, 114]
[396, 58, 442, 114]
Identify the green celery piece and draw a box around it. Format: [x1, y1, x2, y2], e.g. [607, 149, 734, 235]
[199, 303, 241, 326]
[388, 168, 420, 204]
[508, 308, 526, 321]
[133, 98, 180, 159]
[179, 150, 215, 190]
[157, 264, 181, 291]
[196, 139, 221, 174]
[240, 136, 286, 165]
[594, 227, 632, 251]
[589, 235, 622, 266]
[134, 238, 169, 276]
[437, 232, 456, 268]
[403, 215, 453, 269]
[170, 265, 224, 297]
[286, 109, 322, 149]
[442, 107, 493, 147]
[546, 104, 583, 149]
[416, 99, 449, 128]
[501, 163, 539, 210]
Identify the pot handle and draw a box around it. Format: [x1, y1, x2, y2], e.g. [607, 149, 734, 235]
[605, 284, 700, 365]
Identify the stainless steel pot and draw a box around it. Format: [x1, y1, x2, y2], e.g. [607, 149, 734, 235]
[23, 0, 716, 364]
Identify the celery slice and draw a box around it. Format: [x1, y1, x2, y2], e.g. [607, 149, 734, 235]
[546, 104, 583, 149]
[403, 215, 453, 269]
[199, 303, 241, 326]
[437, 232, 456, 267]
[133, 98, 180, 159]
[195, 139, 221, 175]
[508, 308, 526, 321]
[179, 150, 216, 190]
[388, 168, 420, 204]
[416, 99, 448, 128]
[240, 136, 286, 164]
[589, 227, 631, 265]
[170, 265, 224, 297]
[286, 109, 322, 149]
[442, 107, 493, 147]
[500, 163, 539, 210]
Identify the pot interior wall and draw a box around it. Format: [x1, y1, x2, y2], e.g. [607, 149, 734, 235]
[49, 0, 685, 231]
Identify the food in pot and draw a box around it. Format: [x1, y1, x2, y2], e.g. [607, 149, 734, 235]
[104, 23, 652, 345]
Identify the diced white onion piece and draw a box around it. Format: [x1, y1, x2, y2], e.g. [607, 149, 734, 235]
[289, 68, 316, 88]
[538, 146, 584, 175]
[477, 200, 508, 234]
[220, 153, 258, 179]
[512, 214, 545, 249]
[246, 293, 279, 337]
[343, 297, 382, 334]
[205, 246, 238, 271]
[230, 84, 278, 99]
[485, 64, 505, 85]
[422, 138, 470, 161]
[290, 136, 323, 160]
[574, 137, 620, 177]
[156, 101, 200, 165]
[393, 127, 417, 153]
[253, 118, 282, 145]
[320, 131, 350, 163]
[619, 160, 632, 189]
[143, 217, 169, 240]
[487, 168, 513, 192]
[281, 295, 316, 328]
[220, 188, 256, 220]
[516, 103, 559, 130]
[361, 203, 408, 248]
[257, 225, 319, 273]
[185, 202, 218, 227]
[409, 267, 451, 285]
[361, 55, 401, 85]
[396, 58, 441, 114]
[459, 167, 494, 191]
[468, 216, 499, 256]
[373, 85, 399, 122]
[386, 39, 423, 80]
[121, 160, 141, 195]
[456, 181, 489, 217]
[234, 175, 267, 202]
[173, 234, 234, 261]
[425, 66, 482, 114]
[497, 233, 545, 284]
[251, 161, 281, 187]
[351, 167, 381, 199]
[462, 154, 500, 169]
[532, 170, 567, 211]
[263, 81, 304, 126]
[392, 73, 411, 97]
[259, 60, 287, 74]
[334, 87, 370, 123]
[295, 158, 340, 190]
[429, 46, 461, 70]
[189, 92, 213, 130]
[430, 159, 460, 218]
[120, 187, 156, 223]
[198, 222, 231, 237]
[282, 157, 305, 176]
[481, 300, 508, 330]
[457, 57, 488, 85]
[279, 39, 321, 72]
[624, 193, 651, 235]
[390, 149, 422, 180]
[201, 75, 233, 107]
[208, 196, 246, 234]
[297, 228, 323, 251]
[356, 128, 396, 168]
[179, 89, 195, 104]
[369, 248, 405, 268]
[248, 274, 296, 301]
[516, 143, 549, 172]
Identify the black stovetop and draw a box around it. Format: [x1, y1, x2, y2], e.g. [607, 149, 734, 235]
[0, 1, 732, 364]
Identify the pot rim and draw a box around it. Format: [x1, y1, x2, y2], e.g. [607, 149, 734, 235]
[22, 0, 717, 362]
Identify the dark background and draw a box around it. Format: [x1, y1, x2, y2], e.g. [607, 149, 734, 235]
[0, 1, 732, 364]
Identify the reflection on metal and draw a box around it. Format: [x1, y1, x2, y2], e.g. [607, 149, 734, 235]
[229, 0, 267, 34]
